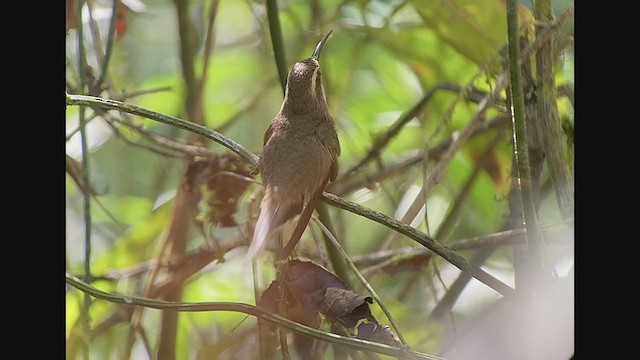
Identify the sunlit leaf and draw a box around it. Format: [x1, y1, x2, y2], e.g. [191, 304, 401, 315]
[90, 202, 172, 273]
[91, 194, 153, 225]
[410, 0, 533, 65]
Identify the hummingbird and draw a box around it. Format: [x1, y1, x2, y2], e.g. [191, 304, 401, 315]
[248, 31, 340, 259]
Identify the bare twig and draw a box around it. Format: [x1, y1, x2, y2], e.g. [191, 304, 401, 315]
[85, 0, 106, 71]
[119, 86, 174, 100]
[433, 136, 502, 240]
[430, 246, 496, 319]
[102, 116, 191, 159]
[96, 0, 119, 88]
[214, 78, 278, 133]
[352, 224, 572, 270]
[66, 154, 126, 229]
[109, 115, 215, 158]
[380, 72, 510, 251]
[329, 116, 508, 196]
[342, 83, 500, 178]
[66, 94, 260, 168]
[321, 193, 514, 296]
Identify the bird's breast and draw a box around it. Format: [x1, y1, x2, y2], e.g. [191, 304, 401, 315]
[260, 128, 333, 203]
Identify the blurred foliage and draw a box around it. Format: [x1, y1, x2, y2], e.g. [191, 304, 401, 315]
[66, 0, 574, 359]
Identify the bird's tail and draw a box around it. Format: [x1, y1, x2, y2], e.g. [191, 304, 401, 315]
[247, 196, 300, 260]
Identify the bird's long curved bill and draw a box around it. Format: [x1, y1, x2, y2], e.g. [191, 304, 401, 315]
[311, 30, 333, 61]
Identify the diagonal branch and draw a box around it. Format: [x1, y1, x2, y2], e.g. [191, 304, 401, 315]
[329, 115, 508, 196]
[66, 94, 260, 167]
[342, 83, 499, 178]
[320, 192, 513, 296]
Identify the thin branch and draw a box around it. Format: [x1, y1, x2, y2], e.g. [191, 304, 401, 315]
[75, 0, 92, 358]
[119, 86, 174, 101]
[66, 94, 260, 167]
[342, 83, 499, 178]
[429, 246, 496, 319]
[214, 78, 278, 133]
[266, 0, 288, 93]
[66, 112, 99, 142]
[313, 219, 411, 348]
[380, 72, 510, 251]
[190, 0, 220, 135]
[109, 115, 215, 158]
[317, 204, 353, 287]
[433, 135, 502, 240]
[102, 116, 190, 159]
[201, 0, 220, 81]
[66, 273, 444, 360]
[66, 154, 126, 230]
[96, 0, 119, 88]
[277, 264, 292, 360]
[85, 0, 105, 65]
[80, 239, 246, 343]
[329, 116, 508, 196]
[321, 193, 514, 296]
[352, 224, 572, 270]
[126, 209, 175, 360]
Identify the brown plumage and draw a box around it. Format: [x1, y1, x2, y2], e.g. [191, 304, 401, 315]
[248, 31, 340, 259]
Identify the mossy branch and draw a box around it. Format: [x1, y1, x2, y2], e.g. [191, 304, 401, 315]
[506, 0, 545, 279]
[534, 0, 574, 219]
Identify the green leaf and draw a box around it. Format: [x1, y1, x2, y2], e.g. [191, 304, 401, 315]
[410, 0, 523, 65]
[91, 194, 153, 225]
[90, 202, 172, 273]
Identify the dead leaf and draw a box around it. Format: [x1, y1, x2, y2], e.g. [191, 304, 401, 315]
[188, 154, 253, 228]
[321, 287, 377, 328]
[286, 258, 348, 314]
[356, 322, 401, 347]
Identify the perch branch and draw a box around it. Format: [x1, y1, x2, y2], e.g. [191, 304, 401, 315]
[320, 193, 514, 296]
[65, 93, 513, 296]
